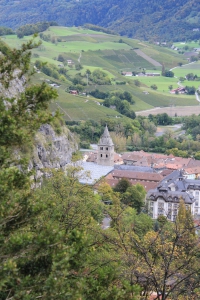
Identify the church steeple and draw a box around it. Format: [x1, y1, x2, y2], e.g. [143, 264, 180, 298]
[97, 125, 114, 166]
[99, 125, 114, 146]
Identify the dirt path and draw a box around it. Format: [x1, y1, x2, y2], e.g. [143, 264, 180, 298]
[134, 49, 162, 67]
[136, 105, 200, 117]
[78, 51, 82, 63]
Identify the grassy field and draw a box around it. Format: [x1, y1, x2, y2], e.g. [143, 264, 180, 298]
[173, 62, 200, 78]
[32, 73, 129, 121]
[124, 38, 186, 68]
[131, 76, 178, 93]
[173, 41, 200, 49]
[3, 26, 200, 120]
[49, 26, 111, 36]
[171, 62, 200, 89]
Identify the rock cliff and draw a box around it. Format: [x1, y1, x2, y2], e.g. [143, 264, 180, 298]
[1, 66, 78, 179]
[29, 124, 78, 181]
[0, 70, 26, 99]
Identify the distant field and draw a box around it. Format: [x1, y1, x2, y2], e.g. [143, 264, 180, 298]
[131, 75, 178, 93]
[49, 26, 110, 36]
[134, 49, 162, 67]
[3, 27, 200, 119]
[130, 74, 200, 100]
[132, 43, 186, 68]
[173, 41, 200, 49]
[33, 73, 128, 121]
[136, 106, 200, 117]
[172, 63, 200, 89]
[173, 62, 200, 74]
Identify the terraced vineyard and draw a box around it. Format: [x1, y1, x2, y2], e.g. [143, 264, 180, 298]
[3, 26, 200, 120]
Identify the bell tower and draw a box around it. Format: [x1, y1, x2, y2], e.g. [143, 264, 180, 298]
[97, 125, 114, 166]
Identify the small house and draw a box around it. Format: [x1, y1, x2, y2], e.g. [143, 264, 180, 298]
[69, 90, 78, 95]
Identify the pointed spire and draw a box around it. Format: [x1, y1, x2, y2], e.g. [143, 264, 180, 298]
[98, 125, 114, 146]
[102, 125, 110, 137]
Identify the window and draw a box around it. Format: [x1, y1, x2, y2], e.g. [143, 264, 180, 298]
[106, 147, 108, 150]
[172, 215, 177, 221]
[100, 147, 103, 150]
[168, 215, 172, 220]
[100, 154, 102, 157]
[195, 208, 198, 215]
[157, 202, 164, 216]
[172, 202, 178, 221]
[195, 201, 198, 207]
[106, 154, 108, 158]
[150, 202, 154, 213]
[195, 191, 199, 200]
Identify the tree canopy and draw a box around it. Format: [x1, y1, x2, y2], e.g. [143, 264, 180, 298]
[1, 38, 200, 300]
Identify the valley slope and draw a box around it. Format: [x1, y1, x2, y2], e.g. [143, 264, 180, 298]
[0, 0, 200, 41]
[2, 26, 200, 121]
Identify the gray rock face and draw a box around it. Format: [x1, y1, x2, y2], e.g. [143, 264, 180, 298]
[30, 124, 78, 180]
[0, 70, 26, 99]
[1, 68, 78, 179]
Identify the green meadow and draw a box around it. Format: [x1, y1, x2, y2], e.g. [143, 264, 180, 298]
[49, 26, 110, 36]
[173, 41, 200, 49]
[2, 26, 200, 120]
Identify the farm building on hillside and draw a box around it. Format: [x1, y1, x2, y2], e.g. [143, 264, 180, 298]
[69, 90, 78, 95]
[146, 73, 160, 76]
[170, 87, 186, 94]
[121, 71, 133, 76]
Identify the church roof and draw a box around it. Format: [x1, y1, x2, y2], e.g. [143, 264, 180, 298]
[98, 125, 114, 146]
[78, 162, 114, 185]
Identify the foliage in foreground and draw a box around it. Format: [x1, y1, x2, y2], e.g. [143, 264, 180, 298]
[1, 39, 200, 300]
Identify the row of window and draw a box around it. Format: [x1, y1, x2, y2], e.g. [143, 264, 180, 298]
[100, 147, 109, 151]
[150, 199, 199, 219]
[150, 201, 189, 221]
[100, 154, 109, 158]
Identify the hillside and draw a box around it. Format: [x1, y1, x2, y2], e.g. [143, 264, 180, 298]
[0, 0, 200, 41]
[2, 26, 199, 122]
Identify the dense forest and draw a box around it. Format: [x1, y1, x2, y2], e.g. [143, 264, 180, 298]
[0, 0, 200, 41]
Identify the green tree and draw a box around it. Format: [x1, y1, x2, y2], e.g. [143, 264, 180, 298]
[163, 70, 174, 77]
[150, 84, 158, 90]
[114, 178, 132, 193]
[185, 86, 196, 95]
[0, 40, 140, 299]
[0, 39, 58, 297]
[122, 184, 146, 213]
[194, 151, 200, 160]
[107, 199, 200, 300]
[134, 79, 141, 86]
[75, 63, 83, 70]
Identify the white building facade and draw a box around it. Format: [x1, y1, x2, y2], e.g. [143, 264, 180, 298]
[147, 170, 200, 220]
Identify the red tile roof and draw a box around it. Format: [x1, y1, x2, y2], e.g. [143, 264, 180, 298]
[109, 170, 163, 182]
[105, 178, 158, 192]
[184, 166, 200, 174]
[122, 151, 195, 170]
